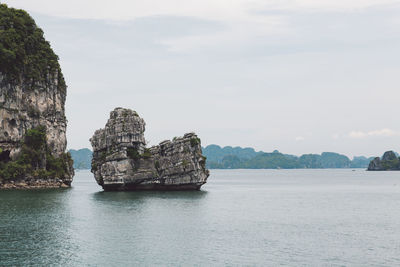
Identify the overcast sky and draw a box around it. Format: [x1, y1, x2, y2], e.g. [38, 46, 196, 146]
[2, 0, 400, 158]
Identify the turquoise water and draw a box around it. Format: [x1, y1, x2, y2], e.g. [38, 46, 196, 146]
[1, 169, 400, 266]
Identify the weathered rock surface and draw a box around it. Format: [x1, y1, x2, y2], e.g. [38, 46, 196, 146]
[368, 157, 382, 171]
[90, 108, 209, 191]
[0, 4, 74, 187]
[0, 178, 71, 189]
[367, 151, 400, 171]
[0, 72, 68, 159]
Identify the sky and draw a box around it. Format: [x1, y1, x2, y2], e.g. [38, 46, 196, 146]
[2, 0, 400, 158]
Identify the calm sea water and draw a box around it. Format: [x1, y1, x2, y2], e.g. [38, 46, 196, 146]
[1, 169, 400, 266]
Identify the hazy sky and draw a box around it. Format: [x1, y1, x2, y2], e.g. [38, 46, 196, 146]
[2, 0, 400, 157]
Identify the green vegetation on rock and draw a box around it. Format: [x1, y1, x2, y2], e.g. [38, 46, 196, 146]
[0, 4, 65, 90]
[190, 137, 200, 147]
[127, 147, 140, 160]
[368, 151, 400, 171]
[0, 126, 73, 180]
[142, 148, 152, 159]
[127, 147, 152, 160]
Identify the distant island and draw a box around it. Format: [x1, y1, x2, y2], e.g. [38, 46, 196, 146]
[69, 148, 92, 170]
[203, 145, 375, 169]
[368, 151, 400, 171]
[70, 144, 385, 170]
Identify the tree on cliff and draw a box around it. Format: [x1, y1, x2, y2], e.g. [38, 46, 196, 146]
[0, 4, 65, 89]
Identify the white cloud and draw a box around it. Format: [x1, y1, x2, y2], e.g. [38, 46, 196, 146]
[3, 0, 400, 53]
[160, 15, 287, 52]
[280, 0, 400, 10]
[349, 128, 399, 139]
[295, 136, 305, 141]
[2, 0, 264, 21]
[2, 0, 289, 53]
[3, 0, 399, 21]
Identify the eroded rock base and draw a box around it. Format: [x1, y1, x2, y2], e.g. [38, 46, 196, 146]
[103, 183, 203, 191]
[0, 180, 71, 189]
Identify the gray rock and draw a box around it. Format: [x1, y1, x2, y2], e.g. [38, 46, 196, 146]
[0, 71, 67, 156]
[367, 157, 382, 171]
[90, 108, 209, 191]
[0, 5, 73, 187]
[0, 72, 74, 186]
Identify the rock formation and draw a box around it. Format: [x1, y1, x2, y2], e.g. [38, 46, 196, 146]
[90, 108, 209, 191]
[0, 4, 74, 188]
[368, 151, 400, 171]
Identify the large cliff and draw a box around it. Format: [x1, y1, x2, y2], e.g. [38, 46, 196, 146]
[90, 108, 209, 191]
[0, 4, 73, 188]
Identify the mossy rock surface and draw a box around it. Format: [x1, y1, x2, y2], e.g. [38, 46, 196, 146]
[0, 126, 73, 181]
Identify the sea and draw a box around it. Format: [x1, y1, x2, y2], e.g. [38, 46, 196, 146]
[0, 169, 399, 266]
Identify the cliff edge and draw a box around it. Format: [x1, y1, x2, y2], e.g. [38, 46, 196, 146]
[0, 4, 74, 188]
[90, 108, 209, 191]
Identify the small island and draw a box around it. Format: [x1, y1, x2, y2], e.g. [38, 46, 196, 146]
[368, 151, 400, 171]
[90, 108, 209, 191]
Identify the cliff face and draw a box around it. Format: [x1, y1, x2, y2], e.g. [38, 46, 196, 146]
[0, 4, 73, 188]
[90, 108, 209, 191]
[0, 72, 67, 159]
[368, 151, 400, 171]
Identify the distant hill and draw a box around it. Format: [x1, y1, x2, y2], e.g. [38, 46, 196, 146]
[68, 146, 377, 170]
[69, 148, 92, 170]
[203, 145, 375, 169]
[202, 145, 262, 163]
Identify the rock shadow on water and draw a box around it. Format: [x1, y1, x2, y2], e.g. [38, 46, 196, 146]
[92, 189, 209, 203]
[0, 187, 72, 199]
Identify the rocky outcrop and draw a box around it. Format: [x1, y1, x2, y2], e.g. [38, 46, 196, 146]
[0, 4, 74, 187]
[367, 151, 400, 171]
[90, 108, 209, 191]
[368, 157, 382, 171]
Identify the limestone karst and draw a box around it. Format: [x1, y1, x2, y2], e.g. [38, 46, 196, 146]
[0, 4, 74, 188]
[90, 108, 209, 191]
[368, 151, 400, 171]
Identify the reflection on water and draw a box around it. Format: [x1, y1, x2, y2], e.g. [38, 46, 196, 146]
[1, 169, 400, 266]
[92, 189, 208, 202]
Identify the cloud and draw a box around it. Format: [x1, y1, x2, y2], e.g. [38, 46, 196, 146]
[2, 0, 289, 53]
[3, 0, 400, 21]
[1, 0, 273, 21]
[349, 128, 399, 139]
[159, 15, 287, 52]
[4, 0, 400, 53]
[273, 0, 400, 11]
[295, 136, 305, 141]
